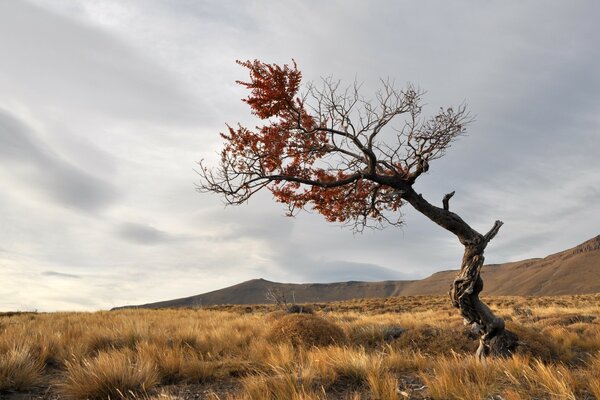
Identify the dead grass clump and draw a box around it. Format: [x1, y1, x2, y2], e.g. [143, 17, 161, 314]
[365, 370, 398, 400]
[86, 333, 129, 355]
[240, 373, 325, 400]
[308, 346, 380, 389]
[503, 359, 578, 399]
[420, 353, 501, 400]
[512, 305, 534, 318]
[383, 347, 429, 373]
[392, 325, 475, 355]
[582, 351, 600, 398]
[507, 322, 562, 362]
[0, 346, 43, 392]
[267, 314, 346, 347]
[544, 313, 596, 326]
[264, 310, 288, 323]
[59, 349, 158, 399]
[347, 324, 405, 347]
[287, 305, 314, 314]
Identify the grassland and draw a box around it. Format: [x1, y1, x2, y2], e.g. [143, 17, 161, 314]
[1, 294, 600, 399]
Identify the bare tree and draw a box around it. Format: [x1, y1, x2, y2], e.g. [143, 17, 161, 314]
[198, 60, 518, 358]
[265, 287, 288, 309]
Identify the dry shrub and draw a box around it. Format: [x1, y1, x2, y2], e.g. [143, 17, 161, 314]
[59, 348, 158, 399]
[267, 314, 346, 347]
[0, 346, 43, 392]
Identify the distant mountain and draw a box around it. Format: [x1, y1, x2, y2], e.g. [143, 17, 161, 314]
[114, 235, 600, 309]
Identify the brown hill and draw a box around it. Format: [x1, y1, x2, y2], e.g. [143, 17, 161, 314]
[114, 235, 600, 309]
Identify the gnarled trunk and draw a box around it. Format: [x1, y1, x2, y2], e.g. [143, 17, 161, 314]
[399, 186, 518, 358]
[451, 242, 518, 358]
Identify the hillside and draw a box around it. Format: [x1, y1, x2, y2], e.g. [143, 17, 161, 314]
[115, 235, 600, 309]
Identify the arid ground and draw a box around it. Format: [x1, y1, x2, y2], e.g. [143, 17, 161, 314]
[2, 294, 600, 399]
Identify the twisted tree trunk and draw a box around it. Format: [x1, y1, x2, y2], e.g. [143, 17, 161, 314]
[451, 235, 518, 358]
[399, 185, 518, 358]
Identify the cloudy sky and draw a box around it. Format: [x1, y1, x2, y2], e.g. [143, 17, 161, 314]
[1, 1, 599, 311]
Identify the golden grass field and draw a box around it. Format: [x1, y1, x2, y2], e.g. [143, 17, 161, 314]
[2, 294, 600, 399]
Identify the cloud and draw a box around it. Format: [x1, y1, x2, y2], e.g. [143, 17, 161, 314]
[42, 271, 81, 279]
[0, 1, 202, 126]
[1, 0, 599, 311]
[297, 259, 412, 283]
[116, 222, 178, 246]
[0, 109, 118, 212]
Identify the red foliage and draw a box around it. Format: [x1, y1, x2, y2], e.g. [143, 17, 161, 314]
[217, 60, 402, 226]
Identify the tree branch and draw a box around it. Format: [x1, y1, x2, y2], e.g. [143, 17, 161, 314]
[442, 191, 455, 211]
[483, 220, 504, 244]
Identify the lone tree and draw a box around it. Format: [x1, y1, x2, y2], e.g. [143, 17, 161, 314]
[198, 60, 518, 358]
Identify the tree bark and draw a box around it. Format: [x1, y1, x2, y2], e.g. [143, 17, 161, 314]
[450, 240, 518, 358]
[395, 183, 518, 358]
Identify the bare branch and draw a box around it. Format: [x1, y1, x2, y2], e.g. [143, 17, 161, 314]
[443, 191, 456, 211]
[483, 220, 504, 244]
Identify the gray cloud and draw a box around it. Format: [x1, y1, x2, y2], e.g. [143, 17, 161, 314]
[116, 222, 177, 246]
[1, 0, 599, 311]
[42, 271, 81, 279]
[0, 1, 202, 126]
[0, 109, 117, 212]
[295, 259, 413, 283]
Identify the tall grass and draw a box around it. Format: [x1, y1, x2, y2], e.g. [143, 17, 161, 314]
[59, 349, 158, 399]
[0, 294, 599, 398]
[0, 345, 43, 391]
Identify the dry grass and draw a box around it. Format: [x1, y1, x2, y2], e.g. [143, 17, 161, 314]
[266, 313, 347, 347]
[0, 345, 43, 391]
[1, 294, 600, 399]
[59, 349, 158, 399]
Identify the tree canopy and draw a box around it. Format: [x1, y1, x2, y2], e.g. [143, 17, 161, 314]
[198, 60, 470, 231]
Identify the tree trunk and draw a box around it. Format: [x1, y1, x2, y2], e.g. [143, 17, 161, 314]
[398, 186, 518, 358]
[450, 241, 518, 359]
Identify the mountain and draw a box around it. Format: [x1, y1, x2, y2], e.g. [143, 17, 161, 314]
[114, 235, 600, 309]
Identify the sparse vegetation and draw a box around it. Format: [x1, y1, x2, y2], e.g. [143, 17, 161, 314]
[1, 294, 600, 398]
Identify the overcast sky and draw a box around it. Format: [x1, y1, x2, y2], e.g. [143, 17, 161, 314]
[1, 1, 599, 311]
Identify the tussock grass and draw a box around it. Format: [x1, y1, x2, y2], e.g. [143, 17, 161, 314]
[420, 353, 502, 400]
[0, 345, 43, 391]
[1, 294, 600, 398]
[266, 313, 346, 347]
[59, 348, 158, 399]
